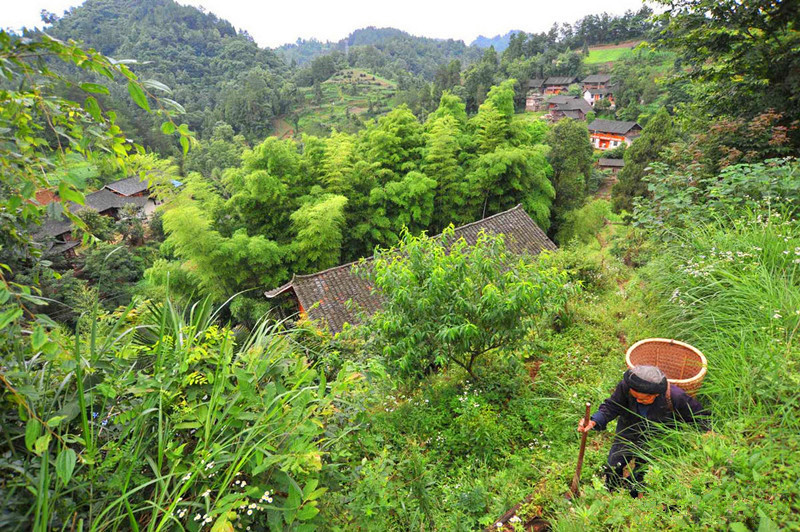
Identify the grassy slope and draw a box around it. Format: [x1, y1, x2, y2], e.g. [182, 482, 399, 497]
[290, 69, 398, 137]
[540, 213, 800, 530]
[584, 41, 640, 65]
[323, 212, 800, 529]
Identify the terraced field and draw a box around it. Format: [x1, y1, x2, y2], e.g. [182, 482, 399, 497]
[289, 69, 398, 137]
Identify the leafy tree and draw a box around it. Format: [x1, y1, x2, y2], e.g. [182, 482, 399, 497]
[290, 195, 349, 272]
[467, 146, 555, 229]
[0, 31, 191, 345]
[362, 106, 424, 181]
[373, 171, 438, 238]
[424, 115, 467, 230]
[612, 107, 674, 213]
[184, 121, 246, 178]
[77, 210, 116, 242]
[363, 228, 574, 381]
[546, 119, 593, 224]
[162, 205, 286, 298]
[653, 0, 800, 148]
[115, 204, 146, 246]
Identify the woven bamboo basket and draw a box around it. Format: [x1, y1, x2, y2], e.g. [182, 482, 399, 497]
[625, 338, 707, 397]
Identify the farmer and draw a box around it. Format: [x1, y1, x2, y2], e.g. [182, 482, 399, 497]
[577, 365, 708, 497]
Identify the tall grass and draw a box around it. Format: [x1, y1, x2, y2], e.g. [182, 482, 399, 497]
[0, 295, 360, 530]
[636, 209, 800, 527]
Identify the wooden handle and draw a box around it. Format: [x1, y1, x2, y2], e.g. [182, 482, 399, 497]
[570, 402, 592, 497]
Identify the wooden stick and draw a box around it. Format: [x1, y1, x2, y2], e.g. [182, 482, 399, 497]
[570, 402, 592, 497]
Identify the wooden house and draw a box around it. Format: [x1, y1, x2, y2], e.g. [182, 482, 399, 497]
[581, 74, 611, 91]
[583, 87, 616, 109]
[588, 119, 642, 150]
[546, 96, 593, 121]
[525, 79, 546, 111]
[581, 75, 616, 108]
[542, 76, 578, 95]
[34, 176, 155, 256]
[597, 158, 625, 174]
[265, 205, 557, 334]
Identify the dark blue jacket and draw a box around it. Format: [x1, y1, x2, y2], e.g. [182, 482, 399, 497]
[591, 381, 709, 434]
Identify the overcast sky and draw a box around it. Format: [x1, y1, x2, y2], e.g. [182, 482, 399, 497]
[4, 0, 648, 48]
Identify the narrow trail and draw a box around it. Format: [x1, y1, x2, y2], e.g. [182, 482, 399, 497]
[595, 174, 618, 200]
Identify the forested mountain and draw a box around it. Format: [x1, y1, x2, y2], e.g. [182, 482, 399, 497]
[44, 0, 295, 146]
[278, 27, 483, 81]
[471, 30, 521, 52]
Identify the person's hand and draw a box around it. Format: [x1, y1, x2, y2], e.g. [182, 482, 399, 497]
[577, 418, 596, 433]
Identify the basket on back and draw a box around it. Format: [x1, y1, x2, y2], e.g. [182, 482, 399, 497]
[625, 338, 707, 397]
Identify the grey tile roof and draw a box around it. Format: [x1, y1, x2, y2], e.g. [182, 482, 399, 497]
[104, 176, 150, 196]
[558, 110, 585, 120]
[84, 189, 149, 213]
[34, 190, 150, 239]
[588, 119, 641, 135]
[544, 76, 577, 86]
[556, 98, 593, 113]
[45, 240, 80, 256]
[547, 95, 575, 105]
[35, 217, 74, 239]
[586, 87, 615, 96]
[598, 158, 625, 167]
[266, 205, 557, 333]
[527, 78, 545, 88]
[582, 74, 612, 84]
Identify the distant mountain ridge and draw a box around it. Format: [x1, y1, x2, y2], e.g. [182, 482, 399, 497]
[277, 26, 483, 80]
[470, 30, 523, 52]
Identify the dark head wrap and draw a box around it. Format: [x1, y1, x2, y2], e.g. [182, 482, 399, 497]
[624, 365, 667, 395]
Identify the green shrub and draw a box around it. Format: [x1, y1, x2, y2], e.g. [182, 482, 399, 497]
[362, 228, 575, 381]
[0, 297, 363, 530]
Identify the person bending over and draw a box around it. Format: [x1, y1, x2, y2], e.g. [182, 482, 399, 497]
[577, 365, 708, 497]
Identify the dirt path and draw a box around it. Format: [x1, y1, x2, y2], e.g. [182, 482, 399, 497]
[595, 175, 618, 200]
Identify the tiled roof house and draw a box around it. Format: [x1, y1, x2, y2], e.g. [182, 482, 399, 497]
[265, 205, 557, 333]
[588, 119, 642, 150]
[33, 176, 155, 252]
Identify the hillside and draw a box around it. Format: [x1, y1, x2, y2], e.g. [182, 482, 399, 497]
[286, 69, 397, 136]
[46, 0, 293, 145]
[584, 40, 641, 65]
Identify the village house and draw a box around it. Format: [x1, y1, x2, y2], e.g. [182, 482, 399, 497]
[597, 157, 625, 174]
[581, 74, 612, 91]
[265, 205, 557, 333]
[588, 119, 642, 150]
[581, 75, 615, 108]
[525, 79, 546, 111]
[546, 95, 593, 121]
[34, 175, 159, 256]
[542, 76, 578, 95]
[581, 74, 616, 108]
